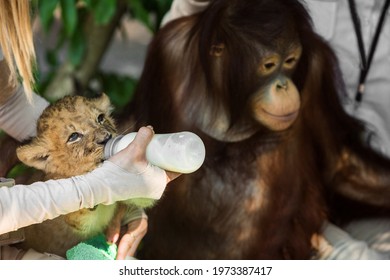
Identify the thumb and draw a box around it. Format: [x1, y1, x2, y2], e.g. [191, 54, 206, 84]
[129, 126, 182, 183]
[125, 126, 154, 161]
[110, 126, 182, 183]
[108, 126, 154, 173]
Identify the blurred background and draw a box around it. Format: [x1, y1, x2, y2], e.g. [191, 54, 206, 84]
[32, 0, 173, 111]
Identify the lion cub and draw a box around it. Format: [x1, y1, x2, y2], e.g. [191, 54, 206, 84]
[16, 93, 153, 257]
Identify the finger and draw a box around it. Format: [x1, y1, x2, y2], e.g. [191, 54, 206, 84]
[166, 171, 181, 183]
[105, 218, 121, 244]
[105, 205, 126, 244]
[109, 126, 154, 173]
[116, 218, 148, 259]
[116, 233, 136, 260]
[126, 234, 142, 257]
[126, 126, 154, 159]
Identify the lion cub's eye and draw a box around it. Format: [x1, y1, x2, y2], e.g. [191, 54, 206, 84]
[68, 132, 82, 143]
[97, 114, 105, 124]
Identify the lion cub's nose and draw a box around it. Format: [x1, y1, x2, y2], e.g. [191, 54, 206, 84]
[98, 133, 112, 145]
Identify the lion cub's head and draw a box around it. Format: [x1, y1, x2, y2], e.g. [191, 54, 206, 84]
[17, 93, 117, 179]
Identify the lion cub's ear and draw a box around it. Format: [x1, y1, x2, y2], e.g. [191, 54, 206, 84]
[92, 93, 112, 112]
[16, 139, 50, 171]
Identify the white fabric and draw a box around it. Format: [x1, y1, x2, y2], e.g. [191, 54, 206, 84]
[21, 248, 64, 260]
[305, 0, 390, 156]
[0, 84, 49, 141]
[0, 47, 49, 141]
[161, 0, 209, 26]
[323, 222, 389, 259]
[0, 161, 166, 234]
[306, 0, 390, 259]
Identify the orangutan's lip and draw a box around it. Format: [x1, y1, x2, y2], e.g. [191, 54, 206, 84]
[262, 109, 299, 122]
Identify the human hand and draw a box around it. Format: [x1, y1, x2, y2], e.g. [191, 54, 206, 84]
[105, 204, 148, 259]
[83, 125, 181, 207]
[108, 126, 180, 183]
[116, 218, 147, 259]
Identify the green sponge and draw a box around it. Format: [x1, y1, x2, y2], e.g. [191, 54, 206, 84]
[66, 234, 117, 260]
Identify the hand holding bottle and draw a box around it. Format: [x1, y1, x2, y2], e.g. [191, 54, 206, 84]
[105, 129, 206, 174]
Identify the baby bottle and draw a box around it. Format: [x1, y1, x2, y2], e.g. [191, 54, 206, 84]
[104, 131, 206, 173]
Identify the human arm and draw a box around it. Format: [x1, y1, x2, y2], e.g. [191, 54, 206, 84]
[0, 57, 49, 176]
[0, 59, 49, 141]
[0, 127, 179, 234]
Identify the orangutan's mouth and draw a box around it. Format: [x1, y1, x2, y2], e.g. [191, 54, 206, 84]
[262, 109, 299, 122]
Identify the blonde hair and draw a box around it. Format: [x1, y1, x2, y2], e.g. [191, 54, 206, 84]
[0, 0, 36, 100]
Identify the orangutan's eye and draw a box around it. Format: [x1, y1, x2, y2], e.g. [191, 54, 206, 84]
[259, 55, 280, 76]
[285, 57, 296, 65]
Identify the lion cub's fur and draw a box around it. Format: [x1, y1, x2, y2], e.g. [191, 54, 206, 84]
[16, 94, 153, 257]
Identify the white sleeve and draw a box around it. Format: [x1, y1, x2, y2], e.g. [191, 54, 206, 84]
[322, 222, 388, 259]
[161, 0, 209, 26]
[0, 161, 166, 234]
[0, 85, 49, 141]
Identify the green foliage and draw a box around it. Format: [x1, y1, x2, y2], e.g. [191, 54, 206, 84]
[38, 0, 59, 31]
[128, 0, 154, 32]
[127, 0, 173, 32]
[34, 0, 172, 111]
[97, 72, 138, 112]
[37, 0, 89, 68]
[60, 0, 78, 36]
[68, 27, 86, 66]
[83, 0, 117, 25]
[6, 163, 36, 180]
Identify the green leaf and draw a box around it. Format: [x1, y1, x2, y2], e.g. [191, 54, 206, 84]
[6, 163, 35, 180]
[68, 28, 86, 66]
[60, 0, 78, 37]
[98, 73, 137, 111]
[91, 0, 117, 25]
[82, 0, 93, 7]
[46, 49, 59, 67]
[156, 0, 174, 16]
[38, 0, 60, 32]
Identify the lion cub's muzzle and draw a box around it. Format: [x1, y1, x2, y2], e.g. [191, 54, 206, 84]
[97, 133, 113, 145]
